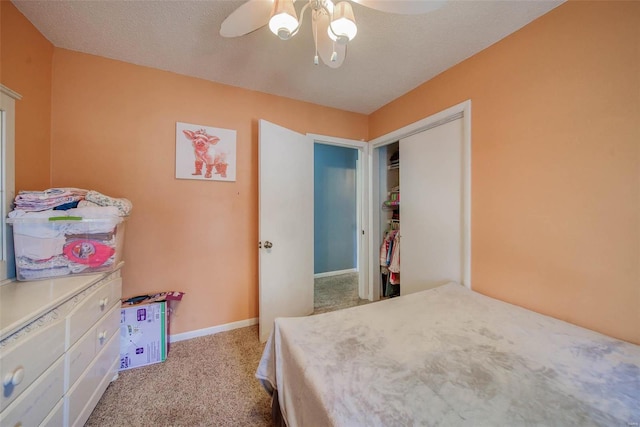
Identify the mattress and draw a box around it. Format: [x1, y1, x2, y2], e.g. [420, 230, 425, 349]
[256, 282, 640, 426]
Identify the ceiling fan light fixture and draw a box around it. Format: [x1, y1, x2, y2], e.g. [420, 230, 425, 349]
[328, 1, 357, 43]
[269, 0, 299, 40]
[221, 0, 448, 68]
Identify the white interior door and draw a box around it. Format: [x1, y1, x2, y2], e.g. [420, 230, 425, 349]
[400, 118, 464, 294]
[259, 120, 314, 343]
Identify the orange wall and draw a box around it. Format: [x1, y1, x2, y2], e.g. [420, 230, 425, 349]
[5, 1, 638, 344]
[370, 1, 639, 344]
[0, 1, 53, 191]
[50, 49, 368, 335]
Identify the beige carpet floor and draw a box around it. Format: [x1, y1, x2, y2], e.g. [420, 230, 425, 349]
[313, 271, 372, 314]
[87, 272, 371, 426]
[86, 325, 271, 427]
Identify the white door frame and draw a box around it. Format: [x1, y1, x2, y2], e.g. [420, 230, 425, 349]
[307, 133, 370, 300]
[367, 100, 472, 299]
[0, 85, 20, 282]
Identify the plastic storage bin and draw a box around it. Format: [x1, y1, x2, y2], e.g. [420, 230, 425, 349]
[7, 216, 125, 281]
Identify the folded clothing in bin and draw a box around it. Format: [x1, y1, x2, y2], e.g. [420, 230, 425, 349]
[12, 188, 132, 216]
[7, 206, 126, 281]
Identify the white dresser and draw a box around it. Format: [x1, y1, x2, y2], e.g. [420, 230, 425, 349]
[0, 266, 122, 427]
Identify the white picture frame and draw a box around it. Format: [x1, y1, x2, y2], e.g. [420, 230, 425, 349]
[176, 122, 237, 182]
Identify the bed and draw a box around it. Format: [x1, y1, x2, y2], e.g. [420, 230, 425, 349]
[256, 282, 640, 426]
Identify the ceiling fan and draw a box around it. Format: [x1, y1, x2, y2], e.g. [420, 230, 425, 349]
[220, 0, 445, 68]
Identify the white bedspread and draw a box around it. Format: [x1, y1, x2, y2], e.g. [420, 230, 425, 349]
[256, 282, 640, 426]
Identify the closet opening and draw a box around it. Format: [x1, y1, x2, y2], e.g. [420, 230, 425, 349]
[368, 100, 472, 301]
[378, 141, 401, 299]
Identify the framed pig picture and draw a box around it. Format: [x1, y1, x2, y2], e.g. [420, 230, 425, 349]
[176, 122, 237, 182]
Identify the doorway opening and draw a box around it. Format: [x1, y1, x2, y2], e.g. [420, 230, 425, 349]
[311, 136, 369, 314]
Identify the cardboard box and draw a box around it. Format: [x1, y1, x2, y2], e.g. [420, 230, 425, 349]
[119, 301, 168, 371]
[119, 291, 184, 371]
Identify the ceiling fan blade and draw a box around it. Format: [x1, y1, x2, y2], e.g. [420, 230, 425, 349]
[312, 10, 346, 68]
[220, 0, 274, 38]
[351, 0, 446, 15]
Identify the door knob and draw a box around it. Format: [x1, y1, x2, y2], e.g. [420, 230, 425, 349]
[264, 241, 273, 249]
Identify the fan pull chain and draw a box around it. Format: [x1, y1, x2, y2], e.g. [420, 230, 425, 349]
[331, 39, 337, 62]
[314, 11, 319, 65]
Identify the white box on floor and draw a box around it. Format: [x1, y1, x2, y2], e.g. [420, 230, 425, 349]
[119, 301, 168, 370]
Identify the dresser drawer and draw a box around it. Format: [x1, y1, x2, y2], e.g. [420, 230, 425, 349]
[71, 357, 118, 427]
[66, 302, 120, 389]
[66, 277, 122, 348]
[0, 355, 64, 427]
[66, 332, 119, 427]
[40, 398, 64, 427]
[0, 319, 66, 412]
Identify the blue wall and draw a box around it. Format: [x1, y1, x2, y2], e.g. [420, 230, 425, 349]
[314, 144, 358, 274]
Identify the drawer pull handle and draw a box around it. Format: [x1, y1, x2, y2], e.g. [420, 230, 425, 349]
[99, 298, 109, 310]
[3, 366, 25, 387]
[98, 331, 108, 342]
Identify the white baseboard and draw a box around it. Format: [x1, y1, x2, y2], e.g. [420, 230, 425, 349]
[169, 317, 258, 343]
[314, 268, 357, 279]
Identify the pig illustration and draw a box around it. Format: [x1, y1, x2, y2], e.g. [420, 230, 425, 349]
[182, 129, 225, 179]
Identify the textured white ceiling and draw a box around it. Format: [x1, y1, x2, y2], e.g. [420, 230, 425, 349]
[13, 0, 564, 114]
